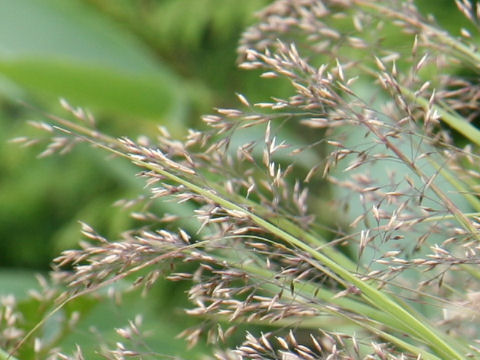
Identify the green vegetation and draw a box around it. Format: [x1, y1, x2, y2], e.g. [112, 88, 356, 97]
[2, 0, 480, 359]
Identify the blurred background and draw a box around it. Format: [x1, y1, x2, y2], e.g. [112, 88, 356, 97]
[0, 0, 470, 357]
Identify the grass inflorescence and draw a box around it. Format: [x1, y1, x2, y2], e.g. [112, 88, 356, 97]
[4, 0, 480, 359]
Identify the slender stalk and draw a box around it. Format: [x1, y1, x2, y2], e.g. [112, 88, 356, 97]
[401, 87, 480, 147]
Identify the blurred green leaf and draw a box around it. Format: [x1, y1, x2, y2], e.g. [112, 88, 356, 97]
[0, 59, 174, 118]
[0, 0, 184, 118]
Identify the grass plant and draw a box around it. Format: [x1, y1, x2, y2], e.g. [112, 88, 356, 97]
[4, 0, 480, 358]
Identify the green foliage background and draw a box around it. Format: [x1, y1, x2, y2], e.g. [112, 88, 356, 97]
[0, 0, 474, 358]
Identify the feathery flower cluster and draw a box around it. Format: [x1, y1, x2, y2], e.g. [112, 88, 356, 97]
[6, 0, 480, 359]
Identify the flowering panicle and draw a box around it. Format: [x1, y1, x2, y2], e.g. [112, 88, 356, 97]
[7, 0, 480, 359]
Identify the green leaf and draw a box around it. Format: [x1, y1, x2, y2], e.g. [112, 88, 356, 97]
[0, 58, 174, 118]
[0, 0, 184, 118]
